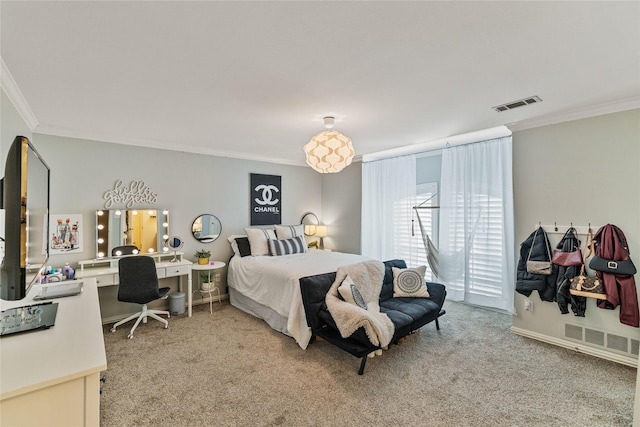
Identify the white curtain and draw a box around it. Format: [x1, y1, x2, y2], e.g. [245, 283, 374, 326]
[439, 136, 515, 313]
[361, 155, 416, 261]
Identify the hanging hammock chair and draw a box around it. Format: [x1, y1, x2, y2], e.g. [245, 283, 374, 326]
[413, 195, 482, 282]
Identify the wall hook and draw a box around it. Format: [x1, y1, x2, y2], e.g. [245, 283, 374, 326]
[554, 222, 558, 232]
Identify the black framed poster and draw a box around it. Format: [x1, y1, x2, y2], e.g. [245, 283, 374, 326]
[250, 173, 281, 225]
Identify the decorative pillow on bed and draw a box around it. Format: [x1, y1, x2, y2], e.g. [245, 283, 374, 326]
[268, 235, 307, 256]
[227, 235, 252, 257]
[234, 237, 251, 257]
[392, 265, 430, 298]
[338, 275, 368, 310]
[244, 227, 277, 256]
[274, 224, 304, 240]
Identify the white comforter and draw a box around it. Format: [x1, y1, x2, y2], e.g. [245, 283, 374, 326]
[228, 250, 369, 349]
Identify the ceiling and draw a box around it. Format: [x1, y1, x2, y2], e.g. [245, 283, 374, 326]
[1, 1, 639, 166]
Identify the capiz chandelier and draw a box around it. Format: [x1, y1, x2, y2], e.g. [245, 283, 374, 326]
[303, 116, 355, 173]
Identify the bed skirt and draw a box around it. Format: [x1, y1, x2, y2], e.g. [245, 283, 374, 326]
[229, 287, 292, 337]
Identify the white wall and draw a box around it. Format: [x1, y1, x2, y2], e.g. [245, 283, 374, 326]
[320, 161, 361, 254]
[511, 108, 640, 364]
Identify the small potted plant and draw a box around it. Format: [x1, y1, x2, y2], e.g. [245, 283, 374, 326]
[195, 249, 211, 265]
[199, 272, 214, 291]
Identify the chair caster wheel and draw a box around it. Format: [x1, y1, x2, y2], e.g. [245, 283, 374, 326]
[127, 333, 134, 339]
[110, 328, 116, 333]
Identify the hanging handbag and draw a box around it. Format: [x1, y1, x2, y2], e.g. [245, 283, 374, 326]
[570, 227, 606, 299]
[552, 250, 583, 267]
[589, 225, 637, 276]
[570, 271, 606, 299]
[551, 228, 583, 267]
[526, 227, 553, 275]
[589, 257, 636, 276]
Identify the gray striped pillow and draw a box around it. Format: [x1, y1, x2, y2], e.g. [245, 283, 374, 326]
[268, 235, 307, 256]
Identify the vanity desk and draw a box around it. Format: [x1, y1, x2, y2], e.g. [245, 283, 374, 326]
[76, 252, 193, 320]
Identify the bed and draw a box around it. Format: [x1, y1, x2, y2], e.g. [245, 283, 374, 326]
[228, 249, 369, 349]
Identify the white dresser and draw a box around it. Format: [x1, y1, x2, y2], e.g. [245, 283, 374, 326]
[0, 278, 107, 427]
[76, 252, 194, 318]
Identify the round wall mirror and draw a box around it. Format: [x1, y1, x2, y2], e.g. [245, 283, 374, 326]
[300, 212, 319, 236]
[192, 214, 222, 243]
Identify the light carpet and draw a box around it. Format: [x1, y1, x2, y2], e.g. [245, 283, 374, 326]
[100, 300, 635, 426]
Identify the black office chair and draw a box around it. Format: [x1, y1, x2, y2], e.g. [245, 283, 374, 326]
[111, 245, 139, 256]
[110, 256, 171, 339]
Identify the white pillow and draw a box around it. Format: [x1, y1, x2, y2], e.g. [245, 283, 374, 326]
[392, 265, 430, 298]
[268, 235, 307, 256]
[244, 227, 276, 256]
[338, 274, 368, 310]
[274, 224, 304, 239]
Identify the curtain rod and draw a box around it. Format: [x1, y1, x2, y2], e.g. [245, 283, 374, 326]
[362, 125, 511, 163]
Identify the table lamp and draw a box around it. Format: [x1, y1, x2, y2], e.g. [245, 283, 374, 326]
[315, 225, 328, 250]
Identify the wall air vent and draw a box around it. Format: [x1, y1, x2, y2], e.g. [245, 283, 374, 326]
[585, 328, 605, 346]
[565, 324, 582, 340]
[492, 96, 542, 112]
[607, 334, 629, 353]
[565, 323, 638, 357]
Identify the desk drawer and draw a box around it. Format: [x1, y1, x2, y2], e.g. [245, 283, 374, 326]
[94, 274, 118, 287]
[163, 265, 189, 278]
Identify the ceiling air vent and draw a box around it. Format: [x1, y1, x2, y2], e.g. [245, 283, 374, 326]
[492, 96, 542, 112]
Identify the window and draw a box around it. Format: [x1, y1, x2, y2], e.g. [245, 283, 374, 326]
[393, 182, 437, 281]
[443, 192, 506, 300]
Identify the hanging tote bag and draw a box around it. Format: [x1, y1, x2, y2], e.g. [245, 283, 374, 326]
[526, 227, 553, 275]
[570, 228, 606, 299]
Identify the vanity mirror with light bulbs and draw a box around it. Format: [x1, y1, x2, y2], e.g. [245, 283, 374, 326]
[95, 209, 170, 259]
[79, 208, 196, 320]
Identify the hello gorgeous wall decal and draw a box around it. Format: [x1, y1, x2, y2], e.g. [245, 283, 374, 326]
[103, 180, 158, 208]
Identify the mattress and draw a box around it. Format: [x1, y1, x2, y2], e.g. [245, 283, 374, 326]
[227, 250, 368, 349]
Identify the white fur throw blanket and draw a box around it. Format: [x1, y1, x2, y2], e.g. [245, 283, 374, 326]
[325, 261, 395, 348]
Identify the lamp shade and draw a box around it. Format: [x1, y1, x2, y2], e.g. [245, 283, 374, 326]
[314, 225, 328, 237]
[303, 130, 355, 174]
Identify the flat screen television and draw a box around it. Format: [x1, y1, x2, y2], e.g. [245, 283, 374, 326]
[1, 136, 50, 301]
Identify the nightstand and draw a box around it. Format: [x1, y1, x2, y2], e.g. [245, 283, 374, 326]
[191, 261, 225, 313]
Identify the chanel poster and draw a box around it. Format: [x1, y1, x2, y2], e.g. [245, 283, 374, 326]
[250, 173, 281, 225]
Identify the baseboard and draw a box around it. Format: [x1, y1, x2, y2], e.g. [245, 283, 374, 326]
[510, 326, 638, 368]
[101, 294, 229, 325]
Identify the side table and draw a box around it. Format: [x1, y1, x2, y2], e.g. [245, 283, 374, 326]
[191, 261, 225, 314]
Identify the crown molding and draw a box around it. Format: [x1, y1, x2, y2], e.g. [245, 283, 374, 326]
[0, 57, 39, 131]
[34, 124, 309, 167]
[507, 96, 640, 132]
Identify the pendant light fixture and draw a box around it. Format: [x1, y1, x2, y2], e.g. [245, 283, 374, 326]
[303, 116, 355, 173]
